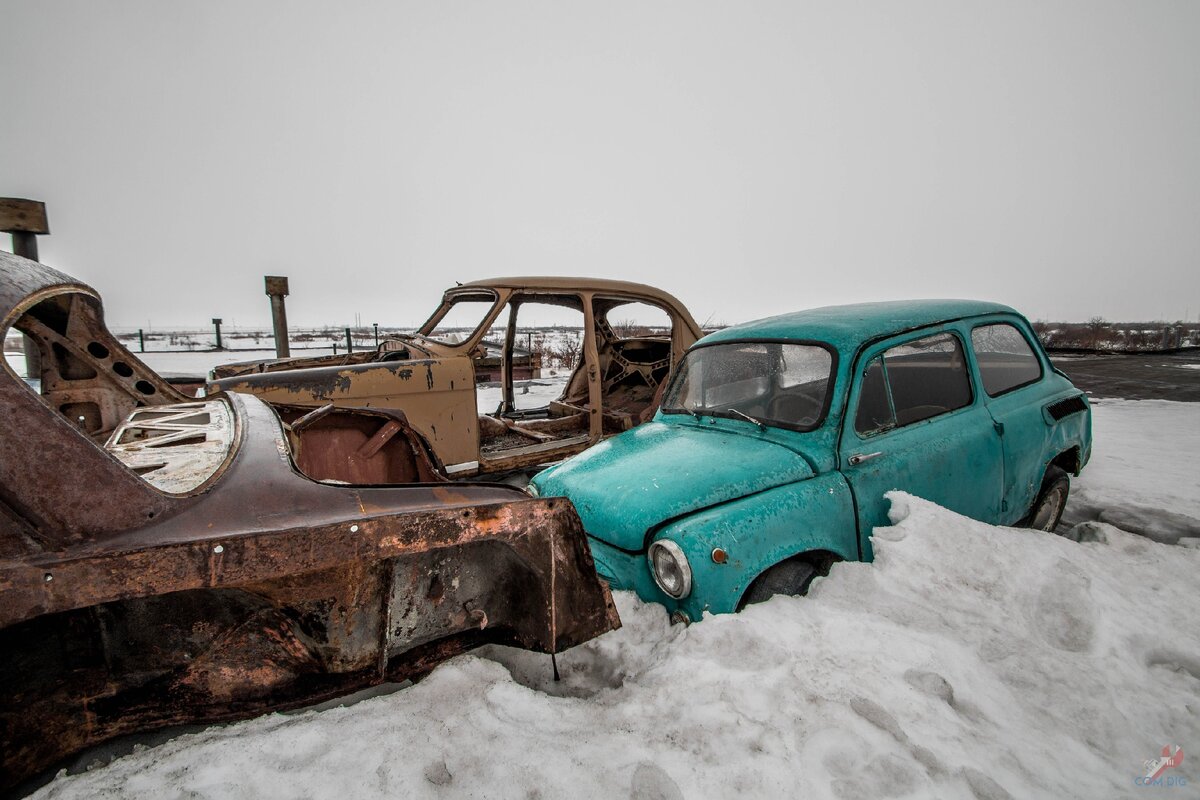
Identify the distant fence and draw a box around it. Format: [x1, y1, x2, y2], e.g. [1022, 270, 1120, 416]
[1045, 345, 1200, 356]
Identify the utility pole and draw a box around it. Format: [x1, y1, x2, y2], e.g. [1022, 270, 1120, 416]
[0, 199, 50, 378]
[264, 276, 291, 358]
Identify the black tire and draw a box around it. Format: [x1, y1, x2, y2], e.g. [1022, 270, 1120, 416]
[738, 557, 820, 610]
[1026, 465, 1070, 533]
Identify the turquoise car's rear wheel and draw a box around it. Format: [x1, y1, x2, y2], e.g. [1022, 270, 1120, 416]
[738, 556, 824, 610]
[1026, 466, 1070, 533]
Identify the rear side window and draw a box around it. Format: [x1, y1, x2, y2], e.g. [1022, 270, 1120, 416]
[855, 332, 973, 435]
[971, 323, 1042, 396]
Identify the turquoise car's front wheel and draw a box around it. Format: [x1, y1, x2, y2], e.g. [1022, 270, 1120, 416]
[738, 555, 830, 610]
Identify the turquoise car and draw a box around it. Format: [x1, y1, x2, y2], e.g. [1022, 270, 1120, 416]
[530, 300, 1092, 622]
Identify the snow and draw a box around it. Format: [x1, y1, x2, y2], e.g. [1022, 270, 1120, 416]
[137, 349, 334, 376]
[476, 374, 572, 412]
[29, 401, 1200, 799]
[1066, 400, 1200, 542]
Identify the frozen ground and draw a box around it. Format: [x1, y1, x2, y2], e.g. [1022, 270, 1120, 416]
[29, 400, 1200, 799]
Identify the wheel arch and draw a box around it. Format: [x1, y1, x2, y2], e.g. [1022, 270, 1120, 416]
[1049, 445, 1082, 477]
[655, 472, 859, 617]
[736, 548, 842, 610]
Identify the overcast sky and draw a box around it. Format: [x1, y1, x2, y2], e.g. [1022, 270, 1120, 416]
[2, 1, 1198, 329]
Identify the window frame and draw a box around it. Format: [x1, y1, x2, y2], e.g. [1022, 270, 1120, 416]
[851, 328, 976, 439]
[416, 289, 504, 349]
[660, 337, 840, 433]
[968, 320, 1045, 398]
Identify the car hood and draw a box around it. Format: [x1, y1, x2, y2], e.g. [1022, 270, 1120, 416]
[532, 420, 815, 552]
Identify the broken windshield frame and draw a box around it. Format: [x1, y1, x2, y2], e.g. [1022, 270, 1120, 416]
[661, 340, 836, 432]
[415, 290, 503, 346]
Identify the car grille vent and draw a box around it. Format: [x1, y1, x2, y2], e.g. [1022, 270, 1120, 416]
[1046, 395, 1087, 421]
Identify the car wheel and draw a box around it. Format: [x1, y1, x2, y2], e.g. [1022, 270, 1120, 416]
[738, 557, 821, 610]
[1026, 465, 1070, 533]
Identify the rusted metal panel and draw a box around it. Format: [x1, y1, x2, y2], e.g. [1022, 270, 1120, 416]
[0, 251, 620, 791]
[216, 357, 481, 466]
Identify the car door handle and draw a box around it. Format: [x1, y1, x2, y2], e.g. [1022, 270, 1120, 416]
[848, 451, 884, 466]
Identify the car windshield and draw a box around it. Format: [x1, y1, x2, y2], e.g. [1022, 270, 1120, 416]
[418, 292, 499, 345]
[662, 341, 834, 431]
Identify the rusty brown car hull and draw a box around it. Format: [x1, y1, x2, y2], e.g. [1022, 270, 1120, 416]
[0, 252, 619, 792]
[210, 277, 703, 477]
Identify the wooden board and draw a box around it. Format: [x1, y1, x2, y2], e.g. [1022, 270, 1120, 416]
[0, 199, 49, 234]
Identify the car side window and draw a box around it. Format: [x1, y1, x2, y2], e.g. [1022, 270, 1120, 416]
[855, 332, 973, 435]
[854, 357, 893, 433]
[970, 323, 1043, 396]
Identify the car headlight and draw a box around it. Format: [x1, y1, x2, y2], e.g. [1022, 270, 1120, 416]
[648, 540, 692, 599]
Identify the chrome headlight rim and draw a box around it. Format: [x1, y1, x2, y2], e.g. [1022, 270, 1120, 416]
[648, 539, 692, 599]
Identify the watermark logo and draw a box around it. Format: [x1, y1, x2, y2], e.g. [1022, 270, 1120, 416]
[1134, 745, 1185, 788]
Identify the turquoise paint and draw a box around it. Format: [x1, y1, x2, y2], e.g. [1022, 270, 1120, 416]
[533, 419, 816, 551]
[530, 301, 1092, 617]
[700, 299, 1016, 353]
[650, 473, 859, 617]
[582, 473, 857, 619]
[835, 322, 1005, 559]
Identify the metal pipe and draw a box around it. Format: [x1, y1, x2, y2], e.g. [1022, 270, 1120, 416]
[264, 276, 290, 359]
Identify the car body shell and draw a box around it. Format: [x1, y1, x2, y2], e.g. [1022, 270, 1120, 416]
[209, 278, 702, 478]
[532, 300, 1093, 621]
[0, 252, 619, 790]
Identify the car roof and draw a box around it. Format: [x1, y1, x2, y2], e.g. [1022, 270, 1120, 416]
[457, 276, 685, 306]
[453, 276, 702, 333]
[700, 299, 1021, 352]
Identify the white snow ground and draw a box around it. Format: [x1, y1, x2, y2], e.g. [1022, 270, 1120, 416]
[25, 405, 1200, 799]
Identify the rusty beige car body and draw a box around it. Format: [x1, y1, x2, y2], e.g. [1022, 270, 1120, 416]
[210, 278, 702, 477]
[0, 252, 619, 791]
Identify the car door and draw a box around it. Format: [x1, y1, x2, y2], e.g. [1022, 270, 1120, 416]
[968, 318, 1050, 525]
[838, 326, 1004, 560]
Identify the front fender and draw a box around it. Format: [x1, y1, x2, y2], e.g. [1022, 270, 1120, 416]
[653, 472, 858, 618]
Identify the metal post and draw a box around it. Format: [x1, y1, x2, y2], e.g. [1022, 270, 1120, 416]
[344, 327, 354, 354]
[264, 276, 291, 359]
[1, 199, 50, 380]
[373, 323, 379, 347]
[138, 329, 145, 352]
[212, 318, 223, 350]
